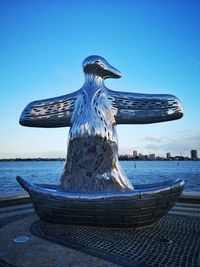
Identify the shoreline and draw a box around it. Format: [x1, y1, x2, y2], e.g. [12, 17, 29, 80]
[0, 158, 200, 162]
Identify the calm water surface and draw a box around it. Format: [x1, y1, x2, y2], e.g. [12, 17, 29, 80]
[0, 160, 200, 194]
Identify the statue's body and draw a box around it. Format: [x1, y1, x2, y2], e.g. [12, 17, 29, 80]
[60, 75, 133, 193]
[20, 55, 183, 194]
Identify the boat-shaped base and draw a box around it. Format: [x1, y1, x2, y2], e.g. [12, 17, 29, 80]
[16, 176, 185, 227]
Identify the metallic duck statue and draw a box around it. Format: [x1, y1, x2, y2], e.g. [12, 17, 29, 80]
[17, 56, 185, 227]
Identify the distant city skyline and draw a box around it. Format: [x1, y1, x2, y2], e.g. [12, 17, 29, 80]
[119, 145, 200, 159]
[0, 1, 199, 159]
[0, 147, 199, 160]
[0, 148, 199, 161]
[128, 149, 199, 160]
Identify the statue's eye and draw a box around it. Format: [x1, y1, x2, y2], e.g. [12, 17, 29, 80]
[99, 63, 105, 68]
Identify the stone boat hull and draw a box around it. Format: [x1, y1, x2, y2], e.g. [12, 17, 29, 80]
[16, 176, 185, 227]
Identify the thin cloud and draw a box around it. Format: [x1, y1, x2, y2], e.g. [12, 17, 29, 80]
[144, 131, 200, 156]
[142, 135, 168, 143]
[176, 130, 193, 135]
[55, 66, 73, 79]
[189, 57, 200, 67]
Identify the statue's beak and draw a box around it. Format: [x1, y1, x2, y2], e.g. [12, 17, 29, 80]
[104, 63, 121, 79]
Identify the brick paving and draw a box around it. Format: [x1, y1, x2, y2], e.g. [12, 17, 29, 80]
[31, 213, 200, 267]
[0, 201, 200, 267]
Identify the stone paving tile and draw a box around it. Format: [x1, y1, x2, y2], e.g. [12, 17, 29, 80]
[0, 208, 34, 220]
[0, 204, 32, 214]
[0, 216, 121, 267]
[0, 203, 200, 267]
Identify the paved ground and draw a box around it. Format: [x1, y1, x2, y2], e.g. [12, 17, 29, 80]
[0, 205, 121, 267]
[0, 199, 200, 267]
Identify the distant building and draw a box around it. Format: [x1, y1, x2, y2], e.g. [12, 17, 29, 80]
[133, 150, 137, 159]
[175, 156, 184, 161]
[166, 152, 171, 159]
[148, 153, 155, 160]
[138, 153, 144, 160]
[191, 150, 198, 160]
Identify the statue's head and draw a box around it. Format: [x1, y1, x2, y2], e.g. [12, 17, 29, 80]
[82, 55, 121, 79]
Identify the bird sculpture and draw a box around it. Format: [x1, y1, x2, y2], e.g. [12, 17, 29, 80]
[20, 55, 183, 194]
[17, 55, 185, 226]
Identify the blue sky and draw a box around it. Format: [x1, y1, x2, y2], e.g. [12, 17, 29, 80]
[0, 0, 199, 158]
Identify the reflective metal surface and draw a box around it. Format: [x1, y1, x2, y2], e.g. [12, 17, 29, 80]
[16, 176, 185, 227]
[17, 55, 185, 226]
[19, 55, 183, 193]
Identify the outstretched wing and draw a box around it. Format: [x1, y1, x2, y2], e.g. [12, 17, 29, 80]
[108, 90, 183, 124]
[20, 90, 79, 127]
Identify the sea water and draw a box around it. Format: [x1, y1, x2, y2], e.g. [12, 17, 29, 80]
[0, 160, 200, 194]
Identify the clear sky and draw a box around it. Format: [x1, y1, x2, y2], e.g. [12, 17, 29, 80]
[0, 0, 199, 158]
